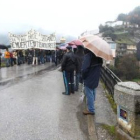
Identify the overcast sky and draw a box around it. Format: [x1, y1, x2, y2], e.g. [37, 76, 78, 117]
[0, 0, 139, 37]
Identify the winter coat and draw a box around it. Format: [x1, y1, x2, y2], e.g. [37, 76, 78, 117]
[75, 52, 84, 73]
[61, 51, 78, 72]
[32, 50, 39, 57]
[82, 51, 103, 89]
[4, 51, 10, 58]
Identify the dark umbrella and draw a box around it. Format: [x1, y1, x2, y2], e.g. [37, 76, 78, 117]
[0, 44, 7, 49]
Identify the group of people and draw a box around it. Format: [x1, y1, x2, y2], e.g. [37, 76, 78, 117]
[4, 48, 64, 67]
[61, 45, 103, 115]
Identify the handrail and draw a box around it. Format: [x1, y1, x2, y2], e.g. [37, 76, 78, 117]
[100, 65, 122, 97]
[103, 66, 122, 82]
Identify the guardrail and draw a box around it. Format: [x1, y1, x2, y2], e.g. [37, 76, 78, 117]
[100, 65, 122, 97]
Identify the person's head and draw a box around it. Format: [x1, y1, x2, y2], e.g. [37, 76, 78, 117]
[66, 46, 72, 52]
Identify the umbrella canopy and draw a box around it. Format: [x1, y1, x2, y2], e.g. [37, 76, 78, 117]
[0, 44, 7, 49]
[80, 35, 113, 61]
[58, 44, 77, 50]
[68, 40, 83, 46]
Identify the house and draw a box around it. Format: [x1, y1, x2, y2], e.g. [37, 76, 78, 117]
[105, 21, 123, 27]
[60, 37, 66, 43]
[116, 43, 136, 57]
[103, 37, 117, 66]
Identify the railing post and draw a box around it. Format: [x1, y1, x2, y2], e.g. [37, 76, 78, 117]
[114, 82, 140, 140]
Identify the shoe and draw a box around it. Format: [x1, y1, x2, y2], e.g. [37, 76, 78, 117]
[62, 92, 70, 95]
[83, 110, 95, 115]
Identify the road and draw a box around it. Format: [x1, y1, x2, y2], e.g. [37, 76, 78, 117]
[0, 67, 89, 140]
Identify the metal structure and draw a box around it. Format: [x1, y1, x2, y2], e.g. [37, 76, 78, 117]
[100, 66, 122, 97]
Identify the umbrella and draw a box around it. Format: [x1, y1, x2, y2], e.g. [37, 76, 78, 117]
[80, 35, 113, 61]
[59, 44, 77, 50]
[68, 40, 83, 46]
[0, 44, 7, 49]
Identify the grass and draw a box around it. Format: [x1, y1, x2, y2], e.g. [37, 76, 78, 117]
[132, 78, 140, 83]
[102, 124, 116, 136]
[0, 63, 6, 67]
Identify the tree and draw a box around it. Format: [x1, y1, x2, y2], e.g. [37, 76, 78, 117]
[117, 13, 127, 24]
[136, 41, 140, 61]
[116, 54, 139, 80]
[99, 24, 104, 33]
[128, 6, 140, 27]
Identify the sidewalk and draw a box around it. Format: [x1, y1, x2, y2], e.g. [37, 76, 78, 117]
[81, 82, 117, 140]
[0, 63, 55, 85]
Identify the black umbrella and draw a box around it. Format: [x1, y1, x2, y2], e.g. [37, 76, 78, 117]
[0, 44, 7, 49]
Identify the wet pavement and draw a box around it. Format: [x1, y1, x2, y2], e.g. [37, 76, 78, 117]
[0, 67, 89, 140]
[0, 64, 117, 140]
[0, 63, 55, 83]
[95, 83, 117, 140]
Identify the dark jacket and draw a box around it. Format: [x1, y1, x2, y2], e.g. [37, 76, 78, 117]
[82, 52, 103, 89]
[61, 51, 78, 72]
[32, 49, 39, 57]
[75, 52, 84, 73]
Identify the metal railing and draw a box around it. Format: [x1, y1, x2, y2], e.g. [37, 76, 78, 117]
[100, 65, 122, 97]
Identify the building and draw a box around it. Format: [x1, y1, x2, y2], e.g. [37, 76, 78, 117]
[116, 43, 136, 57]
[103, 37, 117, 66]
[105, 21, 123, 27]
[60, 37, 66, 43]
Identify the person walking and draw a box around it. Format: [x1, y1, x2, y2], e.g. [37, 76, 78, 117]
[74, 45, 84, 91]
[82, 49, 103, 115]
[4, 48, 10, 67]
[61, 46, 78, 95]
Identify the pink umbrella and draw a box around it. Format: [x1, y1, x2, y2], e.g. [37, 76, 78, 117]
[59, 44, 77, 50]
[80, 35, 113, 61]
[68, 40, 83, 46]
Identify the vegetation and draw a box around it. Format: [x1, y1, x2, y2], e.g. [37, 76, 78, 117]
[0, 63, 6, 67]
[102, 124, 116, 136]
[136, 41, 140, 61]
[117, 6, 140, 27]
[110, 54, 140, 81]
[101, 82, 117, 114]
[99, 6, 140, 44]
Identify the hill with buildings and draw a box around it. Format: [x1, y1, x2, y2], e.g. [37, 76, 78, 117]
[99, 6, 140, 45]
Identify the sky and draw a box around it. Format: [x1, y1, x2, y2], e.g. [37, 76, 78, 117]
[0, 0, 140, 37]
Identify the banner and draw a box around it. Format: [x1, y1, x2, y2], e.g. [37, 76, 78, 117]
[9, 29, 56, 50]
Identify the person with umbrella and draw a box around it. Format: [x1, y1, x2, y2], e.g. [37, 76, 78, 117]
[80, 35, 113, 115]
[82, 49, 103, 115]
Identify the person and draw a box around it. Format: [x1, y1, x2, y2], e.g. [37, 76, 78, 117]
[13, 50, 17, 65]
[82, 49, 103, 115]
[32, 49, 39, 65]
[10, 51, 13, 66]
[61, 46, 78, 95]
[4, 48, 10, 67]
[74, 45, 84, 91]
[0, 52, 2, 68]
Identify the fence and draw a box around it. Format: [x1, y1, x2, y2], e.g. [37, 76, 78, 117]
[100, 66, 122, 97]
